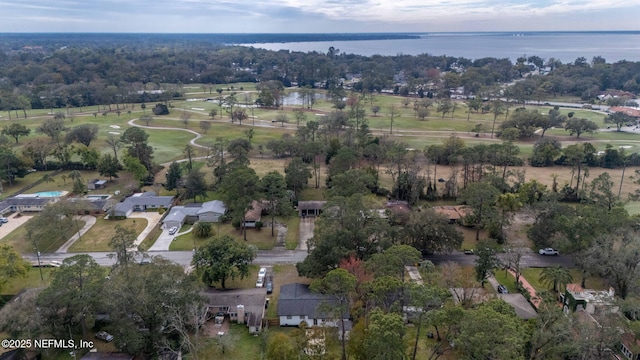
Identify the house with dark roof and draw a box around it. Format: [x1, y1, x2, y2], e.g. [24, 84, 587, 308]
[243, 200, 262, 228]
[202, 288, 267, 334]
[162, 200, 226, 229]
[112, 192, 174, 217]
[278, 283, 351, 338]
[297, 201, 327, 217]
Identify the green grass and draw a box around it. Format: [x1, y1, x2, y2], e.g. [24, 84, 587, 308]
[520, 268, 608, 293]
[171, 223, 276, 250]
[493, 270, 519, 294]
[68, 217, 148, 252]
[0, 218, 86, 254]
[194, 323, 263, 360]
[277, 216, 300, 250]
[0, 268, 55, 296]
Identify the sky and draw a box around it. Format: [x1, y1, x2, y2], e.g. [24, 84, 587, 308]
[0, 0, 638, 33]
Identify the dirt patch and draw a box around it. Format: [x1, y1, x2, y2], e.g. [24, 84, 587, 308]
[504, 211, 536, 249]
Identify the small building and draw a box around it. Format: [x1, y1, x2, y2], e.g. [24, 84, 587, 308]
[87, 179, 108, 190]
[278, 283, 351, 339]
[202, 288, 267, 334]
[297, 201, 327, 217]
[562, 284, 618, 314]
[112, 192, 174, 217]
[243, 200, 262, 228]
[197, 200, 226, 222]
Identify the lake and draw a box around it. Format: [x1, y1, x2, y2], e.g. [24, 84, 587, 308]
[240, 31, 640, 63]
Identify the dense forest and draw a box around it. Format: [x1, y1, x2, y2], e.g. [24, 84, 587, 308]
[0, 35, 639, 114]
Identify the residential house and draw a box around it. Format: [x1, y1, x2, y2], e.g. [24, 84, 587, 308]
[87, 179, 107, 190]
[202, 288, 267, 334]
[162, 200, 226, 229]
[297, 201, 327, 217]
[112, 192, 174, 217]
[66, 198, 109, 215]
[562, 284, 618, 314]
[243, 200, 262, 228]
[0, 195, 59, 214]
[433, 205, 471, 224]
[278, 283, 351, 339]
[609, 106, 640, 121]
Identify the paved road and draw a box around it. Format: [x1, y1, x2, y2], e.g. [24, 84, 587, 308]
[424, 251, 575, 268]
[23, 249, 308, 267]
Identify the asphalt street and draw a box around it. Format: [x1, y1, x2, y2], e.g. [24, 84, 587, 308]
[424, 251, 575, 268]
[24, 249, 309, 267]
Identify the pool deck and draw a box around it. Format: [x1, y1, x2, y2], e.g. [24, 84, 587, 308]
[16, 191, 69, 198]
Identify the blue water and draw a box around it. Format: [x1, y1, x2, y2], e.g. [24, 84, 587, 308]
[35, 191, 64, 197]
[241, 31, 640, 63]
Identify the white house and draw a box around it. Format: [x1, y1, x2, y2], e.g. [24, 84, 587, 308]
[162, 200, 226, 229]
[278, 283, 351, 339]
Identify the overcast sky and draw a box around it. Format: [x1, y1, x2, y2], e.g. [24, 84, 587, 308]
[0, 0, 638, 33]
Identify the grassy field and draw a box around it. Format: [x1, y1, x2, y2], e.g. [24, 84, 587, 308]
[0, 268, 55, 296]
[171, 223, 277, 250]
[0, 218, 86, 254]
[493, 270, 519, 294]
[68, 217, 148, 252]
[520, 268, 608, 293]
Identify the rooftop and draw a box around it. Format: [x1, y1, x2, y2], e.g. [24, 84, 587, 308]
[566, 283, 615, 303]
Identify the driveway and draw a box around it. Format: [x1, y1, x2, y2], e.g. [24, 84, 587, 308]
[298, 217, 315, 251]
[148, 227, 183, 251]
[0, 213, 33, 241]
[55, 216, 97, 253]
[128, 212, 163, 248]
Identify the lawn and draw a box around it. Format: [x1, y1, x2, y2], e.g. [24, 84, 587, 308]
[277, 216, 300, 250]
[0, 268, 55, 297]
[0, 218, 86, 254]
[68, 217, 148, 252]
[194, 323, 263, 360]
[493, 270, 519, 294]
[520, 268, 608, 293]
[171, 223, 277, 250]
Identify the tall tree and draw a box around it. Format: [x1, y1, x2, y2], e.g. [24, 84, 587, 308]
[261, 171, 289, 237]
[539, 265, 573, 293]
[362, 309, 406, 360]
[219, 165, 259, 240]
[1, 123, 30, 144]
[108, 225, 139, 274]
[120, 127, 153, 171]
[474, 243, 500, 287]
[183, 168, 207, 202]
[284, 157, 311, 199]
[0, 245, 30, 294]
[165, 161, 182, 193]
[37, 117, 67, 144]
[65, 124, 99, 147]
[457, 181, 500, 240]
[97, 153, 120, 180]
[37, 255, 107, 339]
[192, 234, 256, 289]
[401, 208, 464, 253]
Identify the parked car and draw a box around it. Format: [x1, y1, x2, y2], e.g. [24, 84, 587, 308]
[258, 267, 267, 278]
[497, 285, 508, 294]
[463, 249, 474, 255]
[265, 281, 273, 294]
[95, 331, 114, 342]
[49, 260, 63, 267]
[256, 277, 264, 288]
[0, 217, 8, 223]
[538, 247, 559, 256]
[168, 226, 178, 235]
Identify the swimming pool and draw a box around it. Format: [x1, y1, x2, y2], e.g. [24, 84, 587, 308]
[34, 191, 65, 197]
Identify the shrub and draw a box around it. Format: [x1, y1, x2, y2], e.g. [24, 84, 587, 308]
[193, 222, 212, 238]
[255, 221, 263, 230]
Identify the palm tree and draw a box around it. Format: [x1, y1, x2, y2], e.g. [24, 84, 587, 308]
[40, 173, 55, 185]
[69, 170, 82, 182]
[539, 266, 573, 293]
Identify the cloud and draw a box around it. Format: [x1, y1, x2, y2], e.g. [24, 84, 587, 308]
[0, 0, 637, 32]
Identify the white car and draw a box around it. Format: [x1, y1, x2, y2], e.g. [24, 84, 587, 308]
[538, 247, 559, 256]
[168, 226, 178, 235]
[258, 267, 267, 277]
[256, 277, 264, 288]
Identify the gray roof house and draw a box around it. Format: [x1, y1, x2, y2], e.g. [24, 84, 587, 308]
[162, 200, 226, 229]
[278, 283, 351, 338]
[112, 192, 174, 217]
[0, 196, 59, 214]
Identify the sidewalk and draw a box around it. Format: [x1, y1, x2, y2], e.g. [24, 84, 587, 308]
[55, 216, 97, 253]
[507, 269, 541, 308]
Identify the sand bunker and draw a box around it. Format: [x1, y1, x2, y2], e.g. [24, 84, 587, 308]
[109, 125, 121, 129]
[109, 131, 120, 135]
